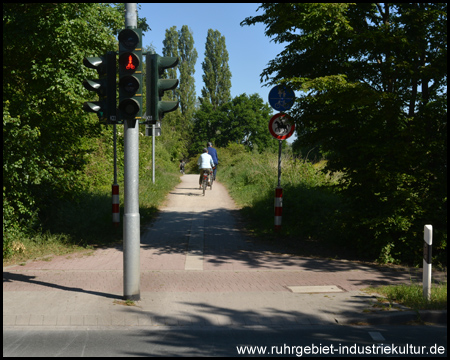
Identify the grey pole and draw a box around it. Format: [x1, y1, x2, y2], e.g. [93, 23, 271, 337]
[152, 124, 156, 184]
[123, 2, 140, 301]
[277, 140, 282, 187]
[113, 124, 117, 184]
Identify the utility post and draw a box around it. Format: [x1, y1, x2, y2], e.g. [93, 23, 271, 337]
[121, 3, 141, 301]
[268, 85, 296, 232]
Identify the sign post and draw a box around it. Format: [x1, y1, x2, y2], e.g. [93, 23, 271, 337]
[268, 85, 295, 232]
[268, 114, 294, 232]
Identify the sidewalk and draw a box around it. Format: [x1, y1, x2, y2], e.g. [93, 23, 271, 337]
[3, 175, 447, 328]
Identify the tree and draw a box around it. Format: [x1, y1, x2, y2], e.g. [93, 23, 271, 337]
[160, 25, 198, 160]
[242, 3, 447, 264]
[3, 4, 122, 238]
[219, 94, 275, 151]
[191, 93, 276, 153]
[200, 29, 232, 110]
[162, 26, 179, 101]
[178, 25, 198, 123]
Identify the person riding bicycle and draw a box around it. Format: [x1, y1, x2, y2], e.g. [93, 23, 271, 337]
[207, 142, 219, 180]
[197, 148, 214, 189]
[179, 160, 185, 174]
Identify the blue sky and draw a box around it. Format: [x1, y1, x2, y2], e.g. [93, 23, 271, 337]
[138, 3, 287, 108]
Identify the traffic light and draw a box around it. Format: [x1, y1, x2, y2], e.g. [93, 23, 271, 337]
[118, 28, 143, 122]
[147, 54, 179, 124]
[82, 51, 117, 124]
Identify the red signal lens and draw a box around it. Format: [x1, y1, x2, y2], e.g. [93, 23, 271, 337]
[119, 53, 139, 72]
[126, 55, 136, 70]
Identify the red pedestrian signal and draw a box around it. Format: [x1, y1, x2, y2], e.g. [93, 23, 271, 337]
[118, 28, 142, 121]
[126, 55, 136, 70]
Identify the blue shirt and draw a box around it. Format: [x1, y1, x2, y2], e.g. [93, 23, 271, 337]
[207, 147, 219, 165]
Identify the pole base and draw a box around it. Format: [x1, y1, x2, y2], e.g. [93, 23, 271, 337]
[123, 294, 140, 301]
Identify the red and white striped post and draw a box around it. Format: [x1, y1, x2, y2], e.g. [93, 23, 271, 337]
[112, 184, 120, 227]
[274, 186, 283, 231]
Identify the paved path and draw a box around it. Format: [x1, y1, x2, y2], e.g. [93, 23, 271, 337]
[3, 175, 446, 327]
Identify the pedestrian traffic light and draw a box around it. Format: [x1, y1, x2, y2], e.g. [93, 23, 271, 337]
[118, 28, 143, 122]
[82, 51, 117, 124]
[147, 54, 179, 124]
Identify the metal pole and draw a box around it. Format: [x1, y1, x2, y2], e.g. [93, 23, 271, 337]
[112, 124, 120, 227]
[152, 124, 155, 184]
[277, 140, 282, 187]
[113, 124, 117, 184]
[275, 187, 282, 231]
[123, 2, 140, 301]
[275, 140, 283, 231]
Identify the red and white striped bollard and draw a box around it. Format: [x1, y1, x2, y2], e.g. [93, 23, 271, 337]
[274, 186, 282, 231]
[112, 184, 120, 227]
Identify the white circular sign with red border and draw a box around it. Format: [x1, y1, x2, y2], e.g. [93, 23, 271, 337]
[268, 113, 295, 140]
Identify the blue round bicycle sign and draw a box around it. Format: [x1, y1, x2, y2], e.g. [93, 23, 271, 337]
[268, 85, 295, 111]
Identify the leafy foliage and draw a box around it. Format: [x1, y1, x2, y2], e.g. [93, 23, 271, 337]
[178, 25, 199, 125]
[242, 3, 447, 264]
[200, 29, 232, 109]
[161, 25, 198, 160]
[190, 93, 277, 154]
[3, 4, 122, 256]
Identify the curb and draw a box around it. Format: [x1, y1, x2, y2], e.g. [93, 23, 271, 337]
[337, 310, 447, 325]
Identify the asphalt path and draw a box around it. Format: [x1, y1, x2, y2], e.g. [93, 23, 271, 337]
[3, 325, 447, 357]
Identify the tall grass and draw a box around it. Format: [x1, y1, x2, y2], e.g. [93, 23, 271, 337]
[217, 143, 348, 256]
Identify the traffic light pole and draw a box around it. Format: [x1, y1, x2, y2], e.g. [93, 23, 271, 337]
[123, 3, 140, 301]
[152, 124, 156, 184]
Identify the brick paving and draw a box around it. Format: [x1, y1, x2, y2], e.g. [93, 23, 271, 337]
[3, 175, 447, 327]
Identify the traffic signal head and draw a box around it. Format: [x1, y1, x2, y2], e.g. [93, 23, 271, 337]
[82, 51, 117, 124]
[118, 28, 143, 122]
[147, 54, 179, 124]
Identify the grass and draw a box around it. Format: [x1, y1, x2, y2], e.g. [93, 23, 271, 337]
[113, 299, 136, 306]
[3, 119, 186, 266]
[216, 144, 355, 260]
[363, 282, 447, 311]
[3, 167, 180, 267]
[3, 233, 94, 267]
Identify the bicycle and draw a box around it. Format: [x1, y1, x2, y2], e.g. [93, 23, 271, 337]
[202, 170, 209, 196]
[179, 161, 185, 175]
[209, 167, 215, 190]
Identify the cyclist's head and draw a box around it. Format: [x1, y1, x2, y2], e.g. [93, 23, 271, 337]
[207, 142, 213, 147]
[203, 148, 208, 153]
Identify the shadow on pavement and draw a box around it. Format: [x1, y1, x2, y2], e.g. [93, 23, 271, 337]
[115, 298, 446, 357]
[2, 272, 120, 299]
[140, 207, 436, 284]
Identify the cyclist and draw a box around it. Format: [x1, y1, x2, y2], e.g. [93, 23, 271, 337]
[197, 148, 214, 189]
[207, 142, 219, 180]
[179, 160, 185, 174]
